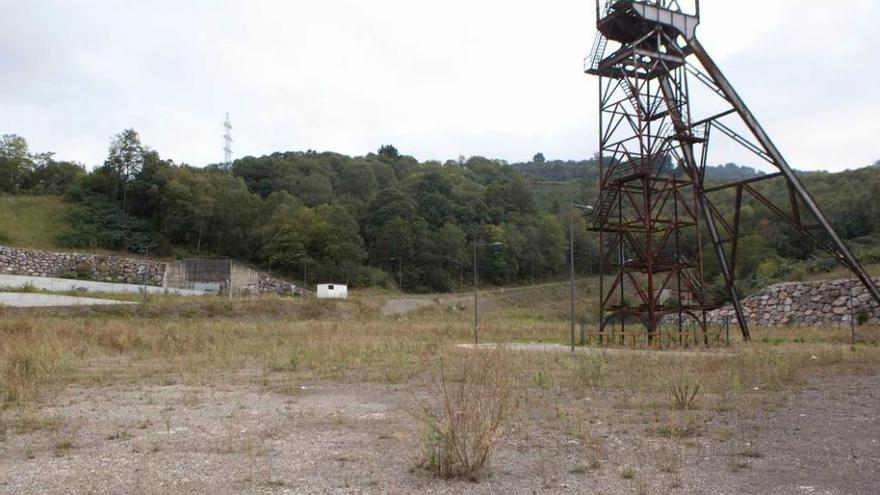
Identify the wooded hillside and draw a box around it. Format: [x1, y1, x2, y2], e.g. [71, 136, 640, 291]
[2, 131, 878, 297]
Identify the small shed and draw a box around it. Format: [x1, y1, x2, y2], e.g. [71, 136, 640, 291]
[316, 283, 348, 299]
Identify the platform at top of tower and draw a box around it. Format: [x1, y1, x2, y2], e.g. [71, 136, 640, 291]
[598, 1, 699, 44]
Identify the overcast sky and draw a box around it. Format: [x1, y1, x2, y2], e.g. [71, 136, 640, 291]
[1, 0, 877, 172]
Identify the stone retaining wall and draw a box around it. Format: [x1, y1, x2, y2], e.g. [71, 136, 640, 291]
[0, 246, 296, 294]
[708, 278, 880, 327]
[0, 246, 165, 286]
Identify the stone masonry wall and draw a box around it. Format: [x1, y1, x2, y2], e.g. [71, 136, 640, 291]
[0, 246, 165, 286]
[708, 277, 880, 327]
[0, 246, 296, 294]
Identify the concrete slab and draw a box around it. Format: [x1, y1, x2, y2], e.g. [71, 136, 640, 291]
[0, 292, 136, 308]
[457, 342, 733, 358]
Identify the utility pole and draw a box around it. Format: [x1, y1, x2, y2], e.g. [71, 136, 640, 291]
[570, 202, 576, 353]
[301, 253, 308, 290]
[474, 242, 478, 344]
[570, 202, 593, 352]
[390, 257, 403, 290]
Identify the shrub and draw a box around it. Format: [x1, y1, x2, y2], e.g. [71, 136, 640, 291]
[415, 349, 517, 480]
[668, 370, 701, 411]
[576, 351, 608, 389]
[57, 194, 159, 254]
[856, 308, 871, 326]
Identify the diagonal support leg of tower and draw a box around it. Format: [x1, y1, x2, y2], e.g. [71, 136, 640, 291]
[687, 38, 880, 310]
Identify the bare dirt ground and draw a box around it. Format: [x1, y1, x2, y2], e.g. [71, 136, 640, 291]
[2, 369, 877, 494]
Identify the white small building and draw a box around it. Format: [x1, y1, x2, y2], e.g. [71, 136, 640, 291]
[316, 283, 348, 299]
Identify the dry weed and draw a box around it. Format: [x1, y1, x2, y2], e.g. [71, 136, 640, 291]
[415, 348, 519, 480]
[668, 372, 701, 411]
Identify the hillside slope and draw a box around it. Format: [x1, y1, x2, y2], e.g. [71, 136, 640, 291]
[0, 195, 72, 250]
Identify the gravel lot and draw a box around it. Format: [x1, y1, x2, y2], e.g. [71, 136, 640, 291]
[2, 370, 878, 494]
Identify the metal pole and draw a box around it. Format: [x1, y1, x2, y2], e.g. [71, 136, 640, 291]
[851, 280, 856, 345]
[398, 257, 403, 290]
[474, 242, 479, 345]
[142, 248, 149, 303]
[726, 316, 730, 348]
[570, 202, 577, 353]
[459, 256, 464, 288]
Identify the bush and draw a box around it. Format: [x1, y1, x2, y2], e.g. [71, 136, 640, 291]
[415, 349, 518, 480]
[667, 370, 701, 411]
[577, 352, 608, 389]
[856, 309, 871, 326]
[57, 194, 159, 254]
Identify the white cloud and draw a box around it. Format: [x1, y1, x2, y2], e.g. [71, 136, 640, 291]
[0, 0, 876, 171]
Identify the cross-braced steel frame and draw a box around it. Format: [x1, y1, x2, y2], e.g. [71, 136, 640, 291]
[586, 0, 880, 344]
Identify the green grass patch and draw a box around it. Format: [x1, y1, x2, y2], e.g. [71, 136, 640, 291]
[0, 195, 73, 250]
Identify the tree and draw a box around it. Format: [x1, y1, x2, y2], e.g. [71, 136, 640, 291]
[0, 134, 31, 193]
[106, 129, 145, 215]
[314, 204, 366, 283]
[378, 145, 400, 160]
[23, 159, 85, 195]
[337, 160, 378, 200]
[533, 153, 546, 164]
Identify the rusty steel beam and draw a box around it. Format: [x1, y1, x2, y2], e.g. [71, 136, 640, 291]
[688, 38, 880, 308]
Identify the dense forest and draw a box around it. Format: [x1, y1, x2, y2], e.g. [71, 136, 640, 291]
[1, 131, 878, 298]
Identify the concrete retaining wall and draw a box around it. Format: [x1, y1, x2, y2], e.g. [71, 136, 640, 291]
[163, 258, 294, 294]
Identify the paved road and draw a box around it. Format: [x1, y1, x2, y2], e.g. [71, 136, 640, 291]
[0, 292, 136, 308]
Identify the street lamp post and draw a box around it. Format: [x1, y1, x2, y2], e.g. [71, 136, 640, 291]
[571, 202, 594, 352]
[473, 241, 503, 345]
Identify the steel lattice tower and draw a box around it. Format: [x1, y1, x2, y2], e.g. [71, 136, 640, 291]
[223, 113, 233, 173]
[586, 0, 880, 344]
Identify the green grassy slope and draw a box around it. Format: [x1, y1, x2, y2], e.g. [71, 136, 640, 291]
[0, 195, 73, 250]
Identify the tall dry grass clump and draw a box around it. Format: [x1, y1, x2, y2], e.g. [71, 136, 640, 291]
[667, 369, 701, 411]
[415, 348, 519, 480]
[0, 320, 70, 405]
